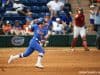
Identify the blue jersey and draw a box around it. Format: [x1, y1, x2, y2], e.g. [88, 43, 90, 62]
[43, 24, 49, 36]
[21, 24, 46, 57]
[31, 24, 48, 41]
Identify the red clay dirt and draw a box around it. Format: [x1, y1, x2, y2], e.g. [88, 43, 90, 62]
[0, 47, 100, 75]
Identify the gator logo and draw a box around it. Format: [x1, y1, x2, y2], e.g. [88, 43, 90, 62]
[11, 36, 25, 46]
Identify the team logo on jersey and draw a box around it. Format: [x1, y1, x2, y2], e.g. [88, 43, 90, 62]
[11, 36, 25, 46]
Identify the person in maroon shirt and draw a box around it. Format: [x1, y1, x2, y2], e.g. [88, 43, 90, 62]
[71, 8, 89, 51]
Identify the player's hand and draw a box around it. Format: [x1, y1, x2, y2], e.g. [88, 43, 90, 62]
[75, 15, 79, 18]
[45, 31, 51, 39]
[41, 40, 46, 43]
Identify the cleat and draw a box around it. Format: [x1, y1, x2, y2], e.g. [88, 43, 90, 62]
[35, 63, 44, 69]
[70, 48, 75, 52]
[8, 55, 13, 64]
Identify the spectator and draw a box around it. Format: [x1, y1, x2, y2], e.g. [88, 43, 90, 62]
[5, 0, 26, 15]
[51, 18, 65, 35]
[25, 9, 33, 22]
[0, 0, 12, 16]
[23, 9, 33, 35]
[89, 0, 97, 5]
[2, 20, 12, 35]
[0, 19, 3, 34]
[89, 4, 96, 31]
[63, 2, 72, 14]
[13, 0, 26, 15]
[1, 0, 7, 8]
[59, 11, 73, 33]
[47, 0, 64, 18]
[44, 13, 51, 23]
[11, 20, 23, 35]
[94, 6, 100, 49]
[0, 0, 2, 7]
[23, 21, 33, 35]
[4, 0, 13, 9]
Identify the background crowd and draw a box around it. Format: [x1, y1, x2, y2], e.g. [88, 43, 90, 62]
[0, 0, 99, 36]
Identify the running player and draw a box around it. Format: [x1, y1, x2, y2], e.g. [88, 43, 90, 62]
[71, 8, 90, 51]
[8, 20, 50, 68]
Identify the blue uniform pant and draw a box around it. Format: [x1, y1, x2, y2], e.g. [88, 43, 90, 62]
[21, 39, 45, 57]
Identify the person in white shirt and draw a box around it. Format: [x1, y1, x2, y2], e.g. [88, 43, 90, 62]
[47, 0, 64, 18]
[13, 0, 24, 12]
[13, 0, 26, 15]
[5, 0, 26, 15]
[51, 18, 65, 35]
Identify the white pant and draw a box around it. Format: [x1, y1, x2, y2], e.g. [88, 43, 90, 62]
[73, 26, 86, 38]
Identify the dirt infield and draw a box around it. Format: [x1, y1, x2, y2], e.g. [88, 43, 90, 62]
[0, 47, 100, 75]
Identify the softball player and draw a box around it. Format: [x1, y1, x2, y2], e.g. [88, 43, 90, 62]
[71, 8, 90, 51]
[8, 21, 50, 68]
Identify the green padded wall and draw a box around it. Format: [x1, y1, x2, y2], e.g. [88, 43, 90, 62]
[0, 34, 96, 47]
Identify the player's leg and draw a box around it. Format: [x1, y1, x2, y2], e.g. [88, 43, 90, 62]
[80, 26, 89, 51]
[71, 26, 79, 51]
[8, 39, 35, 64]
[8, 46, 34, 64]
[71, 38, 78, 51]
[34, 42, 45, 68]
[35, 52, 44, 68]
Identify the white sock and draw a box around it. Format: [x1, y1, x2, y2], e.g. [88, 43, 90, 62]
[12, 54, 20, 60]
[36, 56, 43, 65]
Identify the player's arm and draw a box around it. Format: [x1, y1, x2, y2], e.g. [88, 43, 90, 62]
[75, 14, 79, 18]
[28, 21, 36, 31]
[41, 31, 51, 47]
[45, 30, 51, 40]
